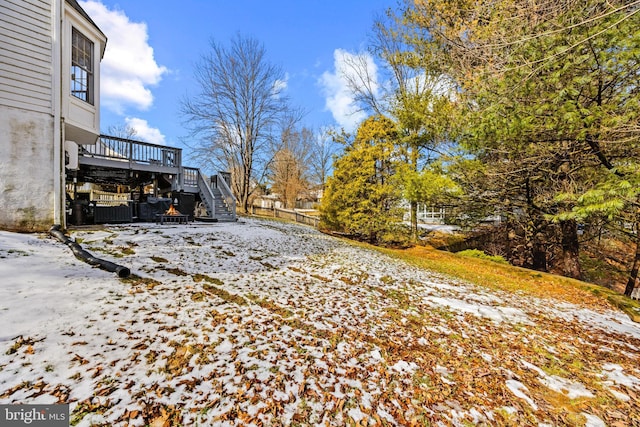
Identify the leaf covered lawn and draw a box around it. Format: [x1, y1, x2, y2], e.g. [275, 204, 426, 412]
[1, 218, 639, 426]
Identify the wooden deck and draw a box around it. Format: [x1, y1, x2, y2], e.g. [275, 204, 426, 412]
[78, 135, 181, 175]
[75, 135, 237, 222]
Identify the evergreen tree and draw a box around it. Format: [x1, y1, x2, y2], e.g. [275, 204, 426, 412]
[396, 0, 640, 280]
[340, 14, 456, 241]
[321, 116, 405, 244]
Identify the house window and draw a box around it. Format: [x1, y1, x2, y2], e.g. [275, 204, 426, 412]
[71, 28, 94, 104]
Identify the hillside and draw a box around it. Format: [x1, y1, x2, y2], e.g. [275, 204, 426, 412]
[1, 218, 639, 426]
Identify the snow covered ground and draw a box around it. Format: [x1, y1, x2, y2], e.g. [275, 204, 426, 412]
[1, 217, 639, 426]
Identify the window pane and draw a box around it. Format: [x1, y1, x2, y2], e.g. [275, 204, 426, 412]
[71, 65, 88, 102]
[71, 28, 94, 104]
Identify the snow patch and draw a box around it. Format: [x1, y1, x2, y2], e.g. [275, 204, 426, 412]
[601, 363, 640, 389]
[522, 360, 594, 399]
[391, 360, 418, 374]
[1, 219, 639, 425]
[505, 380, 538, 410]
[426, 296, 531, 324]
[582, 413, 606, 427]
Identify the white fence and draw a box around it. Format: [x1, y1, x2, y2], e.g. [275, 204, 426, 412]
[417, 207, 446, 224]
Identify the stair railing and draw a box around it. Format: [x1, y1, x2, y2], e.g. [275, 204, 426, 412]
[197, 170, 216, 218]
[215, 173, 237, 220]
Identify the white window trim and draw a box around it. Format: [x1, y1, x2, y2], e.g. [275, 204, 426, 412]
[62, 3, 106, 144]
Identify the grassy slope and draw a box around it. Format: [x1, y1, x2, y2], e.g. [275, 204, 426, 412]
[373, 244, 640, 322]
[309, 229, 640, 423]
[269, 213, 640, 321]
[6, 220, 639, 425]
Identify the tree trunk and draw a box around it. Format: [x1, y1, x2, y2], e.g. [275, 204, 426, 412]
[532, 236, 548, 271]
[624, 210, 640, 297]
[560, 219, 582, 280]
[625, 240, 640, 297]
[410, 201, 418, 242]
[530, 215, 548, 272]
[410, 146, 419, 242]
[242, 166, 251, 214]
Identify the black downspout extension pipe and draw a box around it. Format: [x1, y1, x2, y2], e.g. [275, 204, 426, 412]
[49, 225, 131, 278]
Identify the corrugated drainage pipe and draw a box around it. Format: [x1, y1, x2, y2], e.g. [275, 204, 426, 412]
[49, 225, 131, 278]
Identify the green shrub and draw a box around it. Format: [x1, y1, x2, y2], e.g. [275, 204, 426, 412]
[457, 249, 508, 264]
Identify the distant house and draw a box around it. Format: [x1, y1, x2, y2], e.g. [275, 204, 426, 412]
[0, 0, 107, 231]
[252, 187, 323, 211]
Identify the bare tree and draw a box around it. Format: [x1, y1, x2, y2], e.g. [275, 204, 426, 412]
[268, 118, 314, 209]
[104, 123, 140, 140]
[309, 126, 342, 191]
[181, 34, 291, 213]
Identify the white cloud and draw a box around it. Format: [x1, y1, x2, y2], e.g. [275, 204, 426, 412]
[272, 73, 288, 98]
[125, 117, 166, 145]
[80, 1, 168, 113]
[318, 49, 378, 132]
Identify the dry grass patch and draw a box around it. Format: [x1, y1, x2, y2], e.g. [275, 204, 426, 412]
[246, 294, 293, 318]
[120, 274, 162, 291]
[377, 245, 640, 320]
[192, 273, 247, 306]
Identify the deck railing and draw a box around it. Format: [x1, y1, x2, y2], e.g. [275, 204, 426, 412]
[182, 166, 199, 187]
[81, 135, 182, 168]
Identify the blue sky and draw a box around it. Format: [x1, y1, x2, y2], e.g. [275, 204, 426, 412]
[81, 0, 397, 150]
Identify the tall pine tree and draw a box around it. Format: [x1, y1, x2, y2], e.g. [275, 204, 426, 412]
[397, 0, 640, 281]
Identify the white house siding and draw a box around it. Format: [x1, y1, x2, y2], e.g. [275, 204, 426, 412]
[0, 0, 53, 114]
[0, 0, 57, 231]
